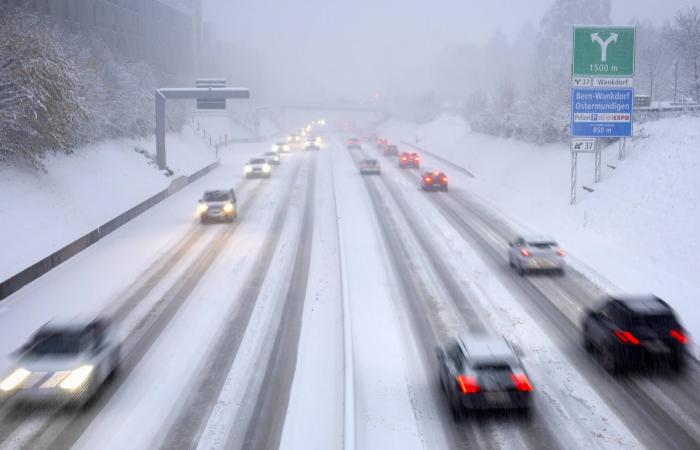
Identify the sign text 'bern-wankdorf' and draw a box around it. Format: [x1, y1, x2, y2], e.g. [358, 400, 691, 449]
[571, 26, 635, 138]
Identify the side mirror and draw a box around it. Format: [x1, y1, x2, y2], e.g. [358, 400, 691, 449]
[508, 241, 514, 248]
[198, 199, 203, 203]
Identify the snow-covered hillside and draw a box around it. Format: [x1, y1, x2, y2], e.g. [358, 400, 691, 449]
[381, 114, 700, 343]
[0, 115, 247, 282]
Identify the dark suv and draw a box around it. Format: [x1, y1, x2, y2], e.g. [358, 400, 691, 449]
[437, 335, 533, 419]
[582, 295, 689, 374]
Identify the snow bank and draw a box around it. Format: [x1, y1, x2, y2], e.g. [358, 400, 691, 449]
[0, 123, 217, 282]
[381, 113, 700, 343]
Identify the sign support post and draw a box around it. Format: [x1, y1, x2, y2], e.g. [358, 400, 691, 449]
[570, 152, 578, 205]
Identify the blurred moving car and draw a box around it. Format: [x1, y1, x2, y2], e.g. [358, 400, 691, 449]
[359, 159, 381, 175]
[582, 295, 689, 374]
[437, 334, 533, 418]
[245, 158, 272, 178]
[421, 171, 448, 191]
[376, 137, 389, 149]
[274, 142, 290, 153]
[0, 317, 120, 407]
[264, 151, 280, 165]
[384, 144, 399, 156]
[305, 137, 320, 151]
[508, 235, 565, 275]
[399, 152, 420, 168]
[198, 189, 237, 223]
[347, 137, 362, 150]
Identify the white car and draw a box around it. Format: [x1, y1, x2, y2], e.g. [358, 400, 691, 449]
[0, 317, 120, 407]
[508, 235, 565, 275]
[274, 142, 290, 153]
[245, 158, 272, 178]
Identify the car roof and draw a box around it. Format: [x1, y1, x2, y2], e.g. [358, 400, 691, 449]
[612, 295, 671, 314]
[38, 315, 108, 334]
[459, 334, 517, 362]
[521, 234, 557, 243]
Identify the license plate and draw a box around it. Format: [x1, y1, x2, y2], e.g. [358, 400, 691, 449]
[643, 341, 670, 354]
[484, 392, 510, 404]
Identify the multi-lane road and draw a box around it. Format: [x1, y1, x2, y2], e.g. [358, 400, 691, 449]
[0, 126, 698, 450]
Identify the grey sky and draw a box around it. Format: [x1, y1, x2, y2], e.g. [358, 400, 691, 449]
[201, 0, 697, 101]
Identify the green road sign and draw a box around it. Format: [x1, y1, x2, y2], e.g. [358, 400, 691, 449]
[573, 26, 635, 77]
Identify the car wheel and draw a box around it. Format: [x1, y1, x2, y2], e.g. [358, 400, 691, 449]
[517, 263, 525, 276]
[670, 355, 686, 374]
[602, 346, 621, 375]
[200, 216, 208, 224]
[583, 329, 594, 353]
[443, 186, 448, 192]
[449, 397, 462, 422]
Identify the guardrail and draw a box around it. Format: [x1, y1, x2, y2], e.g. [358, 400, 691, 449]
[0, 159, 220, 301]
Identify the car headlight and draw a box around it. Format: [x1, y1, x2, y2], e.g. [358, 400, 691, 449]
[262, 164, 271, 173]
[223, 203, 234, 213]
[245, 165, 252, 173]
[284, 145, 290, 151]
[197, 204, 208, 214]
[0, 368, 30, 392]
[59, 365, 94, 391]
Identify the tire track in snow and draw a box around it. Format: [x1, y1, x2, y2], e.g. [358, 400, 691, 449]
[9, 178, 269, 450]
[155, 157, 306, 450]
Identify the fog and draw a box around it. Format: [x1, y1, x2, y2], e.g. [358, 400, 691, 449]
[201, 0, 698, 103]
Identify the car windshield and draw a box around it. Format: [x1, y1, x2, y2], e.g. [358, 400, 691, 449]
[250, 159, 266, 164]
[204, 191, 231, 202]
[28, 332, 86, 355]
[528, 241, 557, 249]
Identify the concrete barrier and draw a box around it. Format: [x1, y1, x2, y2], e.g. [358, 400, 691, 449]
[0, 160, 220, 301]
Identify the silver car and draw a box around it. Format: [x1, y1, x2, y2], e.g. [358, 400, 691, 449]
[198, 189, 237, 223]
[245, 158, 272, 178]
[437, 334, 533, 418]
[508, 235, 565, 275]
[0, 317, 120, 407]
[359, 159, 381, 175]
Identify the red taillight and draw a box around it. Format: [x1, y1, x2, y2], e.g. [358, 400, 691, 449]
[511, 373, 533, 392]
[614, 330, 640, 345]
[520, 249, 530, 257]
[670, 329, 689, 344]
[456, 375, 479, 394]
[424, 177, 432, 182]
[557, 248, 566, 256]
[441, 177, 448, 183]
[401, 157, 407, 160]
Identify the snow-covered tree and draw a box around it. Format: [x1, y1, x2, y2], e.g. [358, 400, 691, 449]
[0, 10, 86, 169]
[666, 6, 700, 102]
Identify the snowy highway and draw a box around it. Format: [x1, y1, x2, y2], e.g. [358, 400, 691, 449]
[0, 129, 699, 450]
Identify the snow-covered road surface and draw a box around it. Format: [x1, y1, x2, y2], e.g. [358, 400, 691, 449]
[0, 125, 699, 450]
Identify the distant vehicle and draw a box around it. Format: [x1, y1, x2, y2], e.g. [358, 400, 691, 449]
[0, 317, 121, 407]
[384, 144, 399, 156]
[421, 171, 448, 191]
[437, 334, 533, 418]
[264, 151, 280, 165]
[288, 133, 302, 144]
[245, 158, 272, 178]
[347, 137, 362, 150]
[359, 159, 381, 175]
[582, 295, 689, 374]
[274, 142, 290, 153]
[198, 189, 237, 223]
[305, 137, 320, 151]
[399, 152, 420, 168]
[508, 235, 565, 275]
[376, 137, 389, 149]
